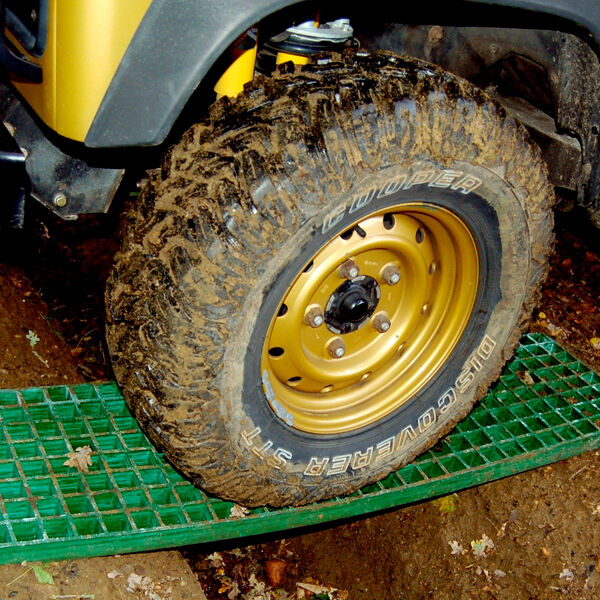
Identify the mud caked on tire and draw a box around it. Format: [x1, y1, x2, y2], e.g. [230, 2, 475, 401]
[106, 51, 554, 507]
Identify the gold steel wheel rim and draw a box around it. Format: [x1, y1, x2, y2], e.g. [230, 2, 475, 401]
[260, 203, 479, 434]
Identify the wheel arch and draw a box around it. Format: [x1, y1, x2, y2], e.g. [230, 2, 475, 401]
[84, 0, 600, 150]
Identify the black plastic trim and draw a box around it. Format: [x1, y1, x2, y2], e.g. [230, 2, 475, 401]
[85, 0, 600, 149]
[0, 119, 27, 228]
[0, 1, 43, 82]
[5, 0, 49, 57]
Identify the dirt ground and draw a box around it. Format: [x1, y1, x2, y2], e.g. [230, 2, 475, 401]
[0, 200, 599, 600]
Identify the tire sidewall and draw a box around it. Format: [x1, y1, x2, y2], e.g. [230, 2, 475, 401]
[221, 159, 530, 487]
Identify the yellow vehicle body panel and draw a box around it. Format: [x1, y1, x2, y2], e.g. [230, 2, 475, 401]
[12, 0, 152, 142]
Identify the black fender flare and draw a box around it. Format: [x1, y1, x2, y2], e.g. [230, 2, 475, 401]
[84, 0, 600, 149]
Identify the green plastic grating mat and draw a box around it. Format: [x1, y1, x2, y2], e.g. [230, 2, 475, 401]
[1, 333, 599, 564]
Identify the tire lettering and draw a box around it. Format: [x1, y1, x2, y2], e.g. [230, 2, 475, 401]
[348, 189, 377, 214]
[320, 167, 484, 232]
[429, 169, 463, 189]
[304, 457, 329, 476]
[251, 440, 273, 460]
[376, 437, 395, 461]
[352, 447, 374, 470]
[478, 335, 497, 359]
[403, 170, 436, 189]
[328, 454, 352, 475]
[418, 407, 436, 432]
[295, 335, 499, 477]
[268, 448, 292, 469]
[241, 427, 261, 446]
[437, 388, 456, 414]
[377, 176, 406, 198]
[322, 204, 347, 234]
[451, 174, 482, 194]
[455, 367, 475, 394]
[396, 425, 417, 450]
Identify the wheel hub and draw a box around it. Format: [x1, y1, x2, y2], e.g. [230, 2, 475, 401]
[325, 276, 380, 334]
[261, 202, 479, 434]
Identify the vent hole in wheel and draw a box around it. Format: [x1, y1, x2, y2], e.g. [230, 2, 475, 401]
[303, 261, 314, 273]
[416, 228, 425, 243]
[321, 385, 334, 393]
[340, 228, 353, 240]
[383, 213, 395, 229]
[268, 347, 285, 357]
[277, 303, 288, 317]
[287, 376, 302, 386]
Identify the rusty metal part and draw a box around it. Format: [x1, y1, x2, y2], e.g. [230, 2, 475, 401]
[371, 312, 391, 333]
[338, 259, 359, 280]
[304, 305, 325, 328]
[0, 84, 124, 219]
[327, 337, 346, 359]
[381, 263, 401, 285]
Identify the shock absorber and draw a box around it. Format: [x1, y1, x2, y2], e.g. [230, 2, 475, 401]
[258, 17, 354, 73]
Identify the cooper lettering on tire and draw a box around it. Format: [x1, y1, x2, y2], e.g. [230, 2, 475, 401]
[106, 51, 554, 507]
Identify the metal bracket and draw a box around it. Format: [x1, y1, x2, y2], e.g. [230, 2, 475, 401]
[0, 84, 124, 218]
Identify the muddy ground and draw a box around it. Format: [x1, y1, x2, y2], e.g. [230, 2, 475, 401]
[0, 199, 599, 600]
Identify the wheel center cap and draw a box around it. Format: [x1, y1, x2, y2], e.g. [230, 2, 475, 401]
[325, 275, 380, 334]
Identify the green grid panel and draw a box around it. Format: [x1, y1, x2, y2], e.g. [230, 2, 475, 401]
[1, 333, 599, 564]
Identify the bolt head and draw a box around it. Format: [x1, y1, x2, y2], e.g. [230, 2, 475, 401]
[327, 338, 346, 359]
[53, 193, 68, 208]
[382, 264, 401, 286]
[304, 306, 325, 328]
[372, 312, 391, 333]
[339, 259, 360, 280]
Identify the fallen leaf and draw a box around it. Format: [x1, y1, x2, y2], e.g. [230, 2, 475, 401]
[229, 504, 250, 518]
[296, 582, 348, 599]
[126, 572, 171, 600]
[497, 521, 508, 539]
[559, 568, 575, 581]
[247, 573, 267, 599]
[471, 533, 495, 558]
[433, 494, 456, 514]
[107, 570, 122, 579]
[494, 570, 507, 578]
[448, 540, 464, 555]
[518, 371, 535, 385]
[590, 337, 600, 350]
[227, 581, 240, 599]
[207, 552, 224, 567]
[63, 446, 93, 473]
[265, 559, 287, 587]
[543, 320, 565, 337]
[26, 330, 40, 347]
[32, 565, 54, 585]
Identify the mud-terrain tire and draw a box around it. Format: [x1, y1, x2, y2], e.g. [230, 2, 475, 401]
[106, 51, 554, 507]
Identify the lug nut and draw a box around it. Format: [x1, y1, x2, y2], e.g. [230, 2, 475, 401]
[372, 312, 391, 333]
[381, 264, 401, 285]
[304, 305, 324, 328]
[339, 259, 359, 280]
[327, 338, 346, 359]
[53, 193, 68, 208]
